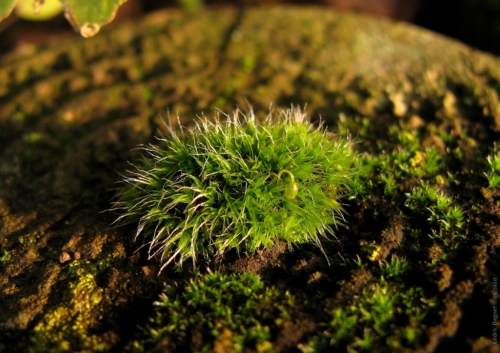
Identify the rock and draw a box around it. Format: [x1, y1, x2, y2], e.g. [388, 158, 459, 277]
[0, 7, 498, 352]
[59, 252, 71, 263]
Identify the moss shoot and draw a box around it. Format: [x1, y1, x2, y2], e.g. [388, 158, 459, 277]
[112, 107, 356, 271]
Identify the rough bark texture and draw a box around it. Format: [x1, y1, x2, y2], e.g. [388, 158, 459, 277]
[0, 7, 499, 353]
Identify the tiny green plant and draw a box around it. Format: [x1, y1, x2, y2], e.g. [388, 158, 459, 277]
[112, 107, 356, 271]
[485, 144, 500, 188]
[301, 279, 437, 352]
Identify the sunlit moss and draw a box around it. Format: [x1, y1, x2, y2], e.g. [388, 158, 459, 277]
[113, 107, 357, 271]
[301, 279, 437, 352]
[128, 271, 295, 352]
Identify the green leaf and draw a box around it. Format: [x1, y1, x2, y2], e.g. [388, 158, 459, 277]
[0, 0, 16, 21]
[62, 0, 128, 37]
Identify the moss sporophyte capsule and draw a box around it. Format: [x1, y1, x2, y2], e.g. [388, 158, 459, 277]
[277, 169, 299, 200]
[112, 107, 356, 271]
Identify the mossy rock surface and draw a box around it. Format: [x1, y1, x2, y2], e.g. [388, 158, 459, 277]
[0, 6, 499, 353]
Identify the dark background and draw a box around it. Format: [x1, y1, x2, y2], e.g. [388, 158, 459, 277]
[1, 0, 500, 58]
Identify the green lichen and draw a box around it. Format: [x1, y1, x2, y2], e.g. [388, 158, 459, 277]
[128, 271, 295, 352]
[113, 107, 357, 271]
[0, 249, 10, 262]
[29, 263, 108, 353]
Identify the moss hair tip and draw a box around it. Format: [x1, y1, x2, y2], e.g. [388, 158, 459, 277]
[112, 106, 357, 272]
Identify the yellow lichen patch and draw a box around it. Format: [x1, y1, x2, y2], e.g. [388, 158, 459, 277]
[30, 269, 106, 352]
[213, 328, 237, 353]
[435, 174, 445, 185]
[369, 246, 381, 262]
[409, 151, 425, 168]
[256, 340, 274, 353]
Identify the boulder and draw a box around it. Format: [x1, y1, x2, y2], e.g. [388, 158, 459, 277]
[0, 7, 498, 352]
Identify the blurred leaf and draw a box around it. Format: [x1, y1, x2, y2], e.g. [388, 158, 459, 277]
[176, 0, 204, 12]
[62, 0, 128, 37]
[0, 0, 16, 21]
[1, 0, 129, 37]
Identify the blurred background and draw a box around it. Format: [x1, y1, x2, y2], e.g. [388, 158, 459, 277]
[1, 0, 500, 57]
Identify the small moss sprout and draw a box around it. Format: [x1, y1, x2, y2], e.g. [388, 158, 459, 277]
[112, 107, 356, 271]
[485, 144, 500, 188]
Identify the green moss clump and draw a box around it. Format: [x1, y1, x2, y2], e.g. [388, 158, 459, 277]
[128, 271, 295, 352]
[113, 107, 356, 270]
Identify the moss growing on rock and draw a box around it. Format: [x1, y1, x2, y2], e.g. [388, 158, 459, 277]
[301, 279, 438, 352]
[113, 107, 356, 271]
[0, 6, 499, 353]
[128, 271, 296, 352]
